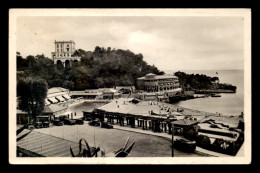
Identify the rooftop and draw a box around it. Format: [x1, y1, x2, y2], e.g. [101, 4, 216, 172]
[137, 74, 178, 80]
[198, 123, 238, 134]
[173, 119, 199, 126]
[97, 98, 178, 119]
[99, 88, 119, 93]
[43, 104, 67, 113]
[47, 87, 69, 94]
[54, 40, 75, 44]
[115, 86, 135, 90]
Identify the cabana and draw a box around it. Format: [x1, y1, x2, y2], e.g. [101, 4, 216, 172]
[96, 98, 178, 133]
[48, 97, 59, 104]
[56, 95, 65, 102]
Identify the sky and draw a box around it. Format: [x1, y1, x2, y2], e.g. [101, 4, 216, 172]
[17, 16, 244, 71]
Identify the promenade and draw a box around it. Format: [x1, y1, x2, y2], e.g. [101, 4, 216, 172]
[32, 123, 208, 157]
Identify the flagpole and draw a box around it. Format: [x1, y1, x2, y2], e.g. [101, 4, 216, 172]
[172, 122, 174, 157]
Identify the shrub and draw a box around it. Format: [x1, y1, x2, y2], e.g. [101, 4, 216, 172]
[183, 127, 197, 140]
[196, 135, 211, 149]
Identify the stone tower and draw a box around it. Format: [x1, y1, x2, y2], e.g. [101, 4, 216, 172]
[51, 40, 81, 67]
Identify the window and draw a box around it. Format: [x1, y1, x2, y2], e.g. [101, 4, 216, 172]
[67, 48, 69, 52]
[67, 53, 69, 56]
[57, 44, 59, 48]
[67, 44, 69, 47]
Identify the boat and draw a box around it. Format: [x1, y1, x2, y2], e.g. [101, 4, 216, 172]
[211, 93, 221, 97]
[168, 94, 187, 103]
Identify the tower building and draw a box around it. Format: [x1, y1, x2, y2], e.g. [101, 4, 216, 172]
[51, 40, 81, 67]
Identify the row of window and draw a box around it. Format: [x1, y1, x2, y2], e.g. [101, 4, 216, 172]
[57, 44, 70, 48]
[144, 78, 178, 82]
[141, 82, 179, 86]
[158, 82, 179, 86]
[144, 86, 179, 91]
[53, 53, 70, 57]
[145, 85, 179, 89]
[57, 48, 70, 52]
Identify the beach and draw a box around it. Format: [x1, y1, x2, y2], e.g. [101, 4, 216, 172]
[168, 103, 242, 126]
[165, 70, 244, 117]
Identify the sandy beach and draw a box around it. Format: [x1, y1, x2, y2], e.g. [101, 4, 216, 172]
[69, 99, 243, 126]
[162, 102, 243, 126]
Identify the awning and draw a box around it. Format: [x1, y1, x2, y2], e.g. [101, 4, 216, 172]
[62, 94, 71, 100]
[56, 95, 65, 102]
[48, 97, 59, 103]
[45, 99, 50, 105]
[158, 96, 165, 98]
[45, 100, 51, 105]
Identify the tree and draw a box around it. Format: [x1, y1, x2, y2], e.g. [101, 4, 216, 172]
[17, 77, 48, 133]
[237, 120, 244, 131]
[17, 46, 163, 91]
[196, 135, 211, 149]
[107, 47, 111, 53]
[17, 53, 28, 71]
[174, 71, 236, 91]
[158, 71, 165, 75]
[183, 126, 197, 140]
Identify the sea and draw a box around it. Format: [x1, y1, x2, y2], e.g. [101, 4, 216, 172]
[164, 70, 244, 116]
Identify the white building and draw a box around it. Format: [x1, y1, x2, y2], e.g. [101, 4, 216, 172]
[45, 87, 71, 105]
[137, 73, 181, 92]
[51, 40, 81, 67]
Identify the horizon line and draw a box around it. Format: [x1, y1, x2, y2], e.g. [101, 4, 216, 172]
[162, 69, 244, 72]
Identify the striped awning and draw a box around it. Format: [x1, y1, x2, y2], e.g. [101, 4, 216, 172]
[56, 95, 65, 102]
[48, 97, 59, 103]
[62, 94, 71, 100]
[45, 99, 51, 105]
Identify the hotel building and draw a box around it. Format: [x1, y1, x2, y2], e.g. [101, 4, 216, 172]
[137, 73, 181, 92]
[51, 40, 81, 67]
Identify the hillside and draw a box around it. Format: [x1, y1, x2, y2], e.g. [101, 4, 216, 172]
[17, 47, 164, 90]
[174, 71, 237, 92]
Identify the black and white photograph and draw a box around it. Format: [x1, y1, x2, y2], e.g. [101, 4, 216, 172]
[9, 9, 251, 164]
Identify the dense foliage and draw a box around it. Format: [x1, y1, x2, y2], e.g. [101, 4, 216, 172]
[183, 126, 198, 140]
[17, 47, 164, 90]
[174, 71, 236, 92]
[17, 77, 48, 121]
[196, 134, 244, 156]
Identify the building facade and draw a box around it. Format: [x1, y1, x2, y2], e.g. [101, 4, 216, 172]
[69, 88, 122, 100]
[51, 40, 81, 67]
[137, 73, 181, 92]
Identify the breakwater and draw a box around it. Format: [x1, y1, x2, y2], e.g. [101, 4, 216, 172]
[195, 89, 236, 94]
